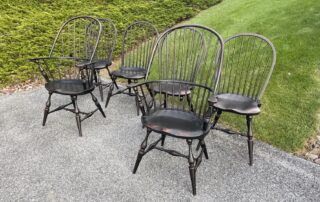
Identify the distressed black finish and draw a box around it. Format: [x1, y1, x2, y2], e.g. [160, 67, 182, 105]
[124, 80, 214, 195]
[30, 16, 105, 136]
[145, 24, 224, 151]
[93, 18, 117, 101]
[105, 21, 159, 113]
[201, 33, 276, 165]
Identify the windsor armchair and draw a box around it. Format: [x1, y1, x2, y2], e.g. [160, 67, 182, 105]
[30, 16, 105, 137]
[118, 25, 224, 195]
[145, 24, 224, 154]
[127, 80, 215, 195]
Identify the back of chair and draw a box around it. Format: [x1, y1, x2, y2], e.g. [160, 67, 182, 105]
[42, 16, 101, 82]
[95, 18, 117, 62]
[146, 25, 224, 93]
[145, 26, 206, 82]
[121, 21, 159, 70]
[218, 33, 276, 101]
[50, 16, 101, 62]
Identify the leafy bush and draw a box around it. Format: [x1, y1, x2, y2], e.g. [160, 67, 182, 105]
[0, 0, 221, 87]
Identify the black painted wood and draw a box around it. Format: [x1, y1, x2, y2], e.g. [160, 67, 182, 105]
[209, 34, 276, 165]
[130, 80, 215, 195]
[105, 21, 159, 114]
[30, 16, 105, 136]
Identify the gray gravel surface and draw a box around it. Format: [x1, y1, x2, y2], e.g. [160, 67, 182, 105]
[0, 87, 319, 201]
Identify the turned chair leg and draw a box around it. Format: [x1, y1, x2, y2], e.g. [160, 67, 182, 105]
[246, 115, 254, 166]
[135, 94, 140, 116]
[211, 109, 222, 129]
[91, 93, 106, 118]
[187, 139, 196, 195]
[161, 134, 166, 146]
[96, 70, 104, 102]
[131, 79, 139, 116]
[71, 96, 82, 137]
[93, 69, 98, 83]
[196, 109, 222, 151]
[107, 67, 119, 90]
[105, 82, 114, 108]
[199, 139, 209, 159]
[42, 92, 52, 126]
[128, 79, 132, 95]
[133, 129, 151, 174]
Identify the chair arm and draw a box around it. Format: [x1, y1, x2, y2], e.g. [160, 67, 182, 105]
[29, 56, 54, 82]
[128, 82, 152, 116]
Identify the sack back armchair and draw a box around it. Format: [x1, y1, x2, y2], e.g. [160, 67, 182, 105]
[30, 16, 105, 136]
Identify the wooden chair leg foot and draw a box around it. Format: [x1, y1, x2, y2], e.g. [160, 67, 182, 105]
[133, 130, 151, 174]
[246, 116, 254, 166]
[42, 93, 52, 126]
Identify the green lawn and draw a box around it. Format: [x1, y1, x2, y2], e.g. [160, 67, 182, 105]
[185, 0, 320, 152]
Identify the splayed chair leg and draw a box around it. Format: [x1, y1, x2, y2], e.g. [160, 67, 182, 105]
[91, 93, 106, 118]
[71, 96, 82, 137]
[96, 70, 104, 102]
[187, 139, 196, 195]
[93, 69, 98, 83]
[128, 79, 132, 95]
[135, 94, 140, 116]
[196, 110, 222, 151]
[211, 109, 222, 129]
[107, 67, 118, 89]
[246, 115, 253, 166]
[42, 93, 52, 126]
[199, 139, 208, 159]
[161, 134, 166, 146]
[133, 129, 151, 174]
[105, 82, 114, 108]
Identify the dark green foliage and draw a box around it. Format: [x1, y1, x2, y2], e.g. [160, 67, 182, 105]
[183, 0, 223, 9]
[0, 0, 221, 87]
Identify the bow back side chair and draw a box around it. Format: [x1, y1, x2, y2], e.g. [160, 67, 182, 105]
[92, 18, 117, 101]
[30, 16, 106, 137]
[204, 33, 276, 165]
[105, 21, 159, 113]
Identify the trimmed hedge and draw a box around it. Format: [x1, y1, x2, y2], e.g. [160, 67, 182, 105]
[0, 0, 221, 87]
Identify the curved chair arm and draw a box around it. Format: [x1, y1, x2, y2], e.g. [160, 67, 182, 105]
[29, 57, 96, 83]
[29, 57, 56, 82]
[128, 80, 214, 117]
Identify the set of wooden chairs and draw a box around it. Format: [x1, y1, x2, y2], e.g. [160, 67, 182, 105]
[30, 16, 276, 195]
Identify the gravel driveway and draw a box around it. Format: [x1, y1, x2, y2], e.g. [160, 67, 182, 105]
[0, 87, 319, 201]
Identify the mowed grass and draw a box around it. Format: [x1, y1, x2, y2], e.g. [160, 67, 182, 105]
[185, 0, 320, 152]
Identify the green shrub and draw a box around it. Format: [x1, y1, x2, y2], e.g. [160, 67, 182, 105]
[0, 0, 221, 87]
